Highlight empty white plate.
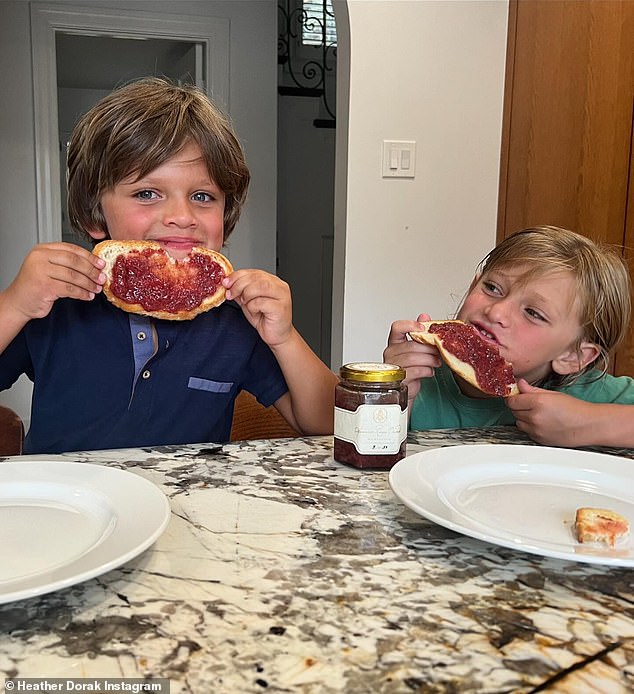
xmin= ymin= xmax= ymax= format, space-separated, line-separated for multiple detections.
xmin=0 ymin=460 xmax=170 ymax=603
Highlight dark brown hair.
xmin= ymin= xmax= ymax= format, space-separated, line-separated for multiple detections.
xmin=67 ymin=77 xmax=250 ymax=243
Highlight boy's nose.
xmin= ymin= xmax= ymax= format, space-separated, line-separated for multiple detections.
xmin=163 ymin=198 xmax=196 ymax=227
xmin=485 ymin=299 xmax=511 ymax=325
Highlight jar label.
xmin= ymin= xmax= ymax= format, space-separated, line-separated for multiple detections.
xmin=334 ymin=404 xmax=408 ymax=455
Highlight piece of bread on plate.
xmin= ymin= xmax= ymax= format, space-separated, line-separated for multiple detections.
xmin=409 ymin=319 xmax=519 ymax=397
xmin=574 ymin=507 xmax=629 ymax=547
xmin=93 ymin=240 xmax=233 ymax=321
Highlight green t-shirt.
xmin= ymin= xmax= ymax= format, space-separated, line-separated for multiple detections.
xmin=409 ymin=363 xmax=634 ymax=431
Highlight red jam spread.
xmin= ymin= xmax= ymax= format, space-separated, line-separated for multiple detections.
xmin=111 ymin=248 xmax=224 ymax=313
xmin=429 ymin=322 xmax=514 ymax=396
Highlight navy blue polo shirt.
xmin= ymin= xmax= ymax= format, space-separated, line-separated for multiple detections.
xmin=0 ymin=294 xmax=288 ymax=453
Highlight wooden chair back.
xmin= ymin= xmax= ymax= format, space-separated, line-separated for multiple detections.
xmin=230 ymin=391 xmax=300 ymax=441
xmin=0 ymin=405 xmax=25 ymax=456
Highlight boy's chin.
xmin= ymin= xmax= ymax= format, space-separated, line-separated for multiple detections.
xmin=455 ymin=375 xmax=491 ymax=399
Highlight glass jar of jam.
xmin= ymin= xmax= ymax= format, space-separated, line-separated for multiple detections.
xmin=334 ymin=362 xmax=408 ymax=469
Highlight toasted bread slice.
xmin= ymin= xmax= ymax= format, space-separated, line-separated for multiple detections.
xmin=574 ymin=507 xmax=629 ymax=547
xmin=94 ymin=240 xmax=233 ymax=320
xmin=409 ymin=320 xmax=519 ymax=397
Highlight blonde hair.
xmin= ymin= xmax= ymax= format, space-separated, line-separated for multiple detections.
xmin=67 ymin=77 xmax=250 ymax=243
xmin=477 ymin=226 xmax=631 ymax=386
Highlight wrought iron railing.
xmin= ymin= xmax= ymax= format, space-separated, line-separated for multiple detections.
xmin=278 ymin=0 xmax=337 ymax=127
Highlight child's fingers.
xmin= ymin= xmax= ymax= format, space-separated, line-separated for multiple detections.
xmin=224 ymin=270 xmax=289 ymax=304
xmin=386 ymin=319 xmax=421 ymax=345
xmin=52 ymin=267 xmax=105 ymax=297
xmin=15 ymin=244 xmax=106 ymax=307
xmin=43 ymin=249 xmax=106 ymax=295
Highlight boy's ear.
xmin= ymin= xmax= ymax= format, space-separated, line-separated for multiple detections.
xmin=87 ymin=229 xmax=107 ymax=240
xmin=551 ymin=341 xmax=601 ymax=375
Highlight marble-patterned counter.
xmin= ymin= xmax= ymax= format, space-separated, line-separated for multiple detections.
xmin=1 ymin=428 xmax=633 ymax=693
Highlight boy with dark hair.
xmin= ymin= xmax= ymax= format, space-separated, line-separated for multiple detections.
xmin=0 ymin=78 xmax=337 ymax=453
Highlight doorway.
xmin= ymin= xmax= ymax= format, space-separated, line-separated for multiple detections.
xmin=56 ymin=33 xmax=202 ymax=248
xmin=276 ymin=0 xmax=337 ymax=364
xmin=30 ymin=3 xmax=229 ymax=246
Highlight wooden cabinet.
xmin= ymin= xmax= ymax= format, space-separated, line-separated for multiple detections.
xmin=498 ymin=0 xmax=634 ymax=375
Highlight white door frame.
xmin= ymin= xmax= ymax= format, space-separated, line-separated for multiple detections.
xmin=31 ymin=3 xmax=230 ymax=244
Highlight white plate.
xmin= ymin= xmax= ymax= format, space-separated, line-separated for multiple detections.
xmin=0 ymin=460 xmax=170 ymax=603
xmin=389 ymin=444 xmax=634 ymax=566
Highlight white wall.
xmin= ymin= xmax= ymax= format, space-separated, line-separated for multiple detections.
xmin=0 ymin=1 xmax=40 ymax=420
xmin=332 ymin=0 xmax=509 ymax=367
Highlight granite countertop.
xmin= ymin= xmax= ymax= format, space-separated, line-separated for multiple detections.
xmin=1 ymin=428 xmax=633 ymax=692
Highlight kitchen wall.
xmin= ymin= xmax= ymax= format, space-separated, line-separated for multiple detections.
xmin=332 ymin=0 xmax=508 ymax=367
xmin=0 ymin=0 xmax=509 ymax=426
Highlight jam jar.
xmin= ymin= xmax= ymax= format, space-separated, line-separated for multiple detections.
xmin=334 ymin=362 xmax=408 ymax=469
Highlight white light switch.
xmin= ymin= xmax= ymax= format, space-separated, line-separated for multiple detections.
xmin=389 ymin=148 xmax=399 ymax=170
xmin=382 ymin=140 xmax=416 ymax=178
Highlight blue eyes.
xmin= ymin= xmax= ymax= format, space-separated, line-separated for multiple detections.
xmin=135 ymin=190 xmax=157 ymax=200
xmin=192 ymin=192 xmax=213 ymax=202
xmin=133 ymin=190 xmax=214 ymax=202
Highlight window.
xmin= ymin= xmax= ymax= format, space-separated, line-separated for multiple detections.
xmin=278 ymin=0 xmax=338 ymax=123
xmin=302 ymin=0 xmax=337 ymax=46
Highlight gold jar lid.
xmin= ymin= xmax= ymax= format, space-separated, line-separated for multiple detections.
xmin=339 ymin=362 xmax=405 ymax=383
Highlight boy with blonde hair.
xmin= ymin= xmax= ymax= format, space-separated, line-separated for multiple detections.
xmin=385 ymin=226 xmax=634 ymax=448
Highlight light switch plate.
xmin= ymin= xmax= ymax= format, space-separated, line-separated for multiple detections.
xmin=382 ymin=140 xmax=416 ymax=178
